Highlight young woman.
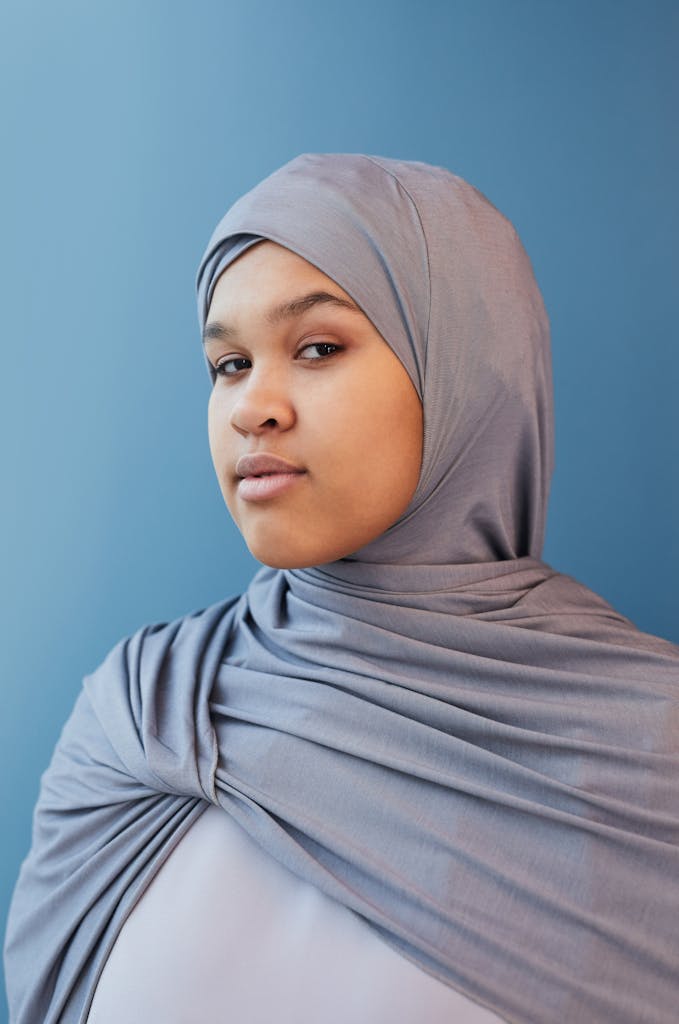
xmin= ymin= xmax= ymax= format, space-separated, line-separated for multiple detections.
xmin=5 ymin=153 xmax=679 ymax=1024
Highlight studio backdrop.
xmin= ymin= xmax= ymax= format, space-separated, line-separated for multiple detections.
xmin=1 ymin=3 xmax=677 ymax=1021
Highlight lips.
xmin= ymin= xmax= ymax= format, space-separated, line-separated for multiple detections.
xmin=235 ymin=453 xmax=307 ymax=504
xmin=235 ymin=453 xmax=306 ymax=479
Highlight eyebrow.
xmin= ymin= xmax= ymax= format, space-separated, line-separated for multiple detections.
xmin=202 ymin=290 xmax=363 ymax=345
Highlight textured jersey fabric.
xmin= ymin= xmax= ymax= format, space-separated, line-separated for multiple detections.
xmin=5 ymin=154 xmax=679 ymax=1024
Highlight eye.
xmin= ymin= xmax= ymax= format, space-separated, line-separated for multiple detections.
xmin=214 ymin=355 xmax=252 ymax=377
xmin=297 ymin=342 xmax=342 ymax=360
xmin=212 ymin=341 xmax=342 ymax=379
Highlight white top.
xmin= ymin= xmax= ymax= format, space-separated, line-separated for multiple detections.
xmin=87 ymin=803 xmax=504 ymax=1024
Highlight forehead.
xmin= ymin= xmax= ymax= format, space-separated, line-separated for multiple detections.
xmin=203 ymin=240 xmax=372 ymax=347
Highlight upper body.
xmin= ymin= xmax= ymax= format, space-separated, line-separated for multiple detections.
xmin=4 ymin=153 xmax=679 ymax=1024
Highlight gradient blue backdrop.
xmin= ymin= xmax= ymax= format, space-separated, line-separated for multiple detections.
xmin=2 ymin=1 xmax=677 ymax=1017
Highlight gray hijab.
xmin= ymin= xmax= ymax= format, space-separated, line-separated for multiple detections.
xmin=5 ymin=154 xmax=679 ymax=1024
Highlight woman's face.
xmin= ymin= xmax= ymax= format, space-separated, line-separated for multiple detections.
xmin=205 ymin=240 xmax=423 ymax=569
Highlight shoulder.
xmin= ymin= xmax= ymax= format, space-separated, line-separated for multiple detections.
xmin=529 ymin=564 xmax=679 ymax=660
xmin=89 ymin=593 xmax=244 ymax=686
xmin=81 ymin=594 xmax=244 ymax=750
xmin=76 ymin=593 xmax=244 ymax=795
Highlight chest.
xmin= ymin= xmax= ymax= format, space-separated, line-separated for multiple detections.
xmin=86 ymin=803 xmax=503 ymax=1023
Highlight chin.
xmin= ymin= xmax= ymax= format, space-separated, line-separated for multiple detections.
xmin=245 ymin=533 xmax=354 ymax=571
xmin=240 ymin=514 xmax=384 ymax=569
xmin=248 ymin=538 xmax=326 ymax=570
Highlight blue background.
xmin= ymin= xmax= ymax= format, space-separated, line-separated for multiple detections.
xmin=2 ymin=0 xmax=677 ymax=1017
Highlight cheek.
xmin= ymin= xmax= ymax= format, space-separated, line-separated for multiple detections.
xmin=207 ymin=391 xmax=230 ymax=461
xmin=317 ymin=375 xmax=422 ymax=510
xmin=354 ymin=372 xmax=422 ymax=462
xmin=370 ymin=381 xmax=423 ymax=514
xmin=207 ymin=397 xmax=240 ymax=512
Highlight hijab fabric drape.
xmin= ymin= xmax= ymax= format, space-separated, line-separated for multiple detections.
xmin=5 ymin=154 xmax=679 ymax=1024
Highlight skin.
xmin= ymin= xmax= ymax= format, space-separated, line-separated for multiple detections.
xmin=204 ymin=240 xmax=423 ymax=569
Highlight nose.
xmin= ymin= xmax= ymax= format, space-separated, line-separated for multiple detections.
xmin=229 ymin=368 xmax=296 ymax=437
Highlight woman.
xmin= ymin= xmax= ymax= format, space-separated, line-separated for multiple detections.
xmin=4 ymin=153 xmax=679 ymax=1024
